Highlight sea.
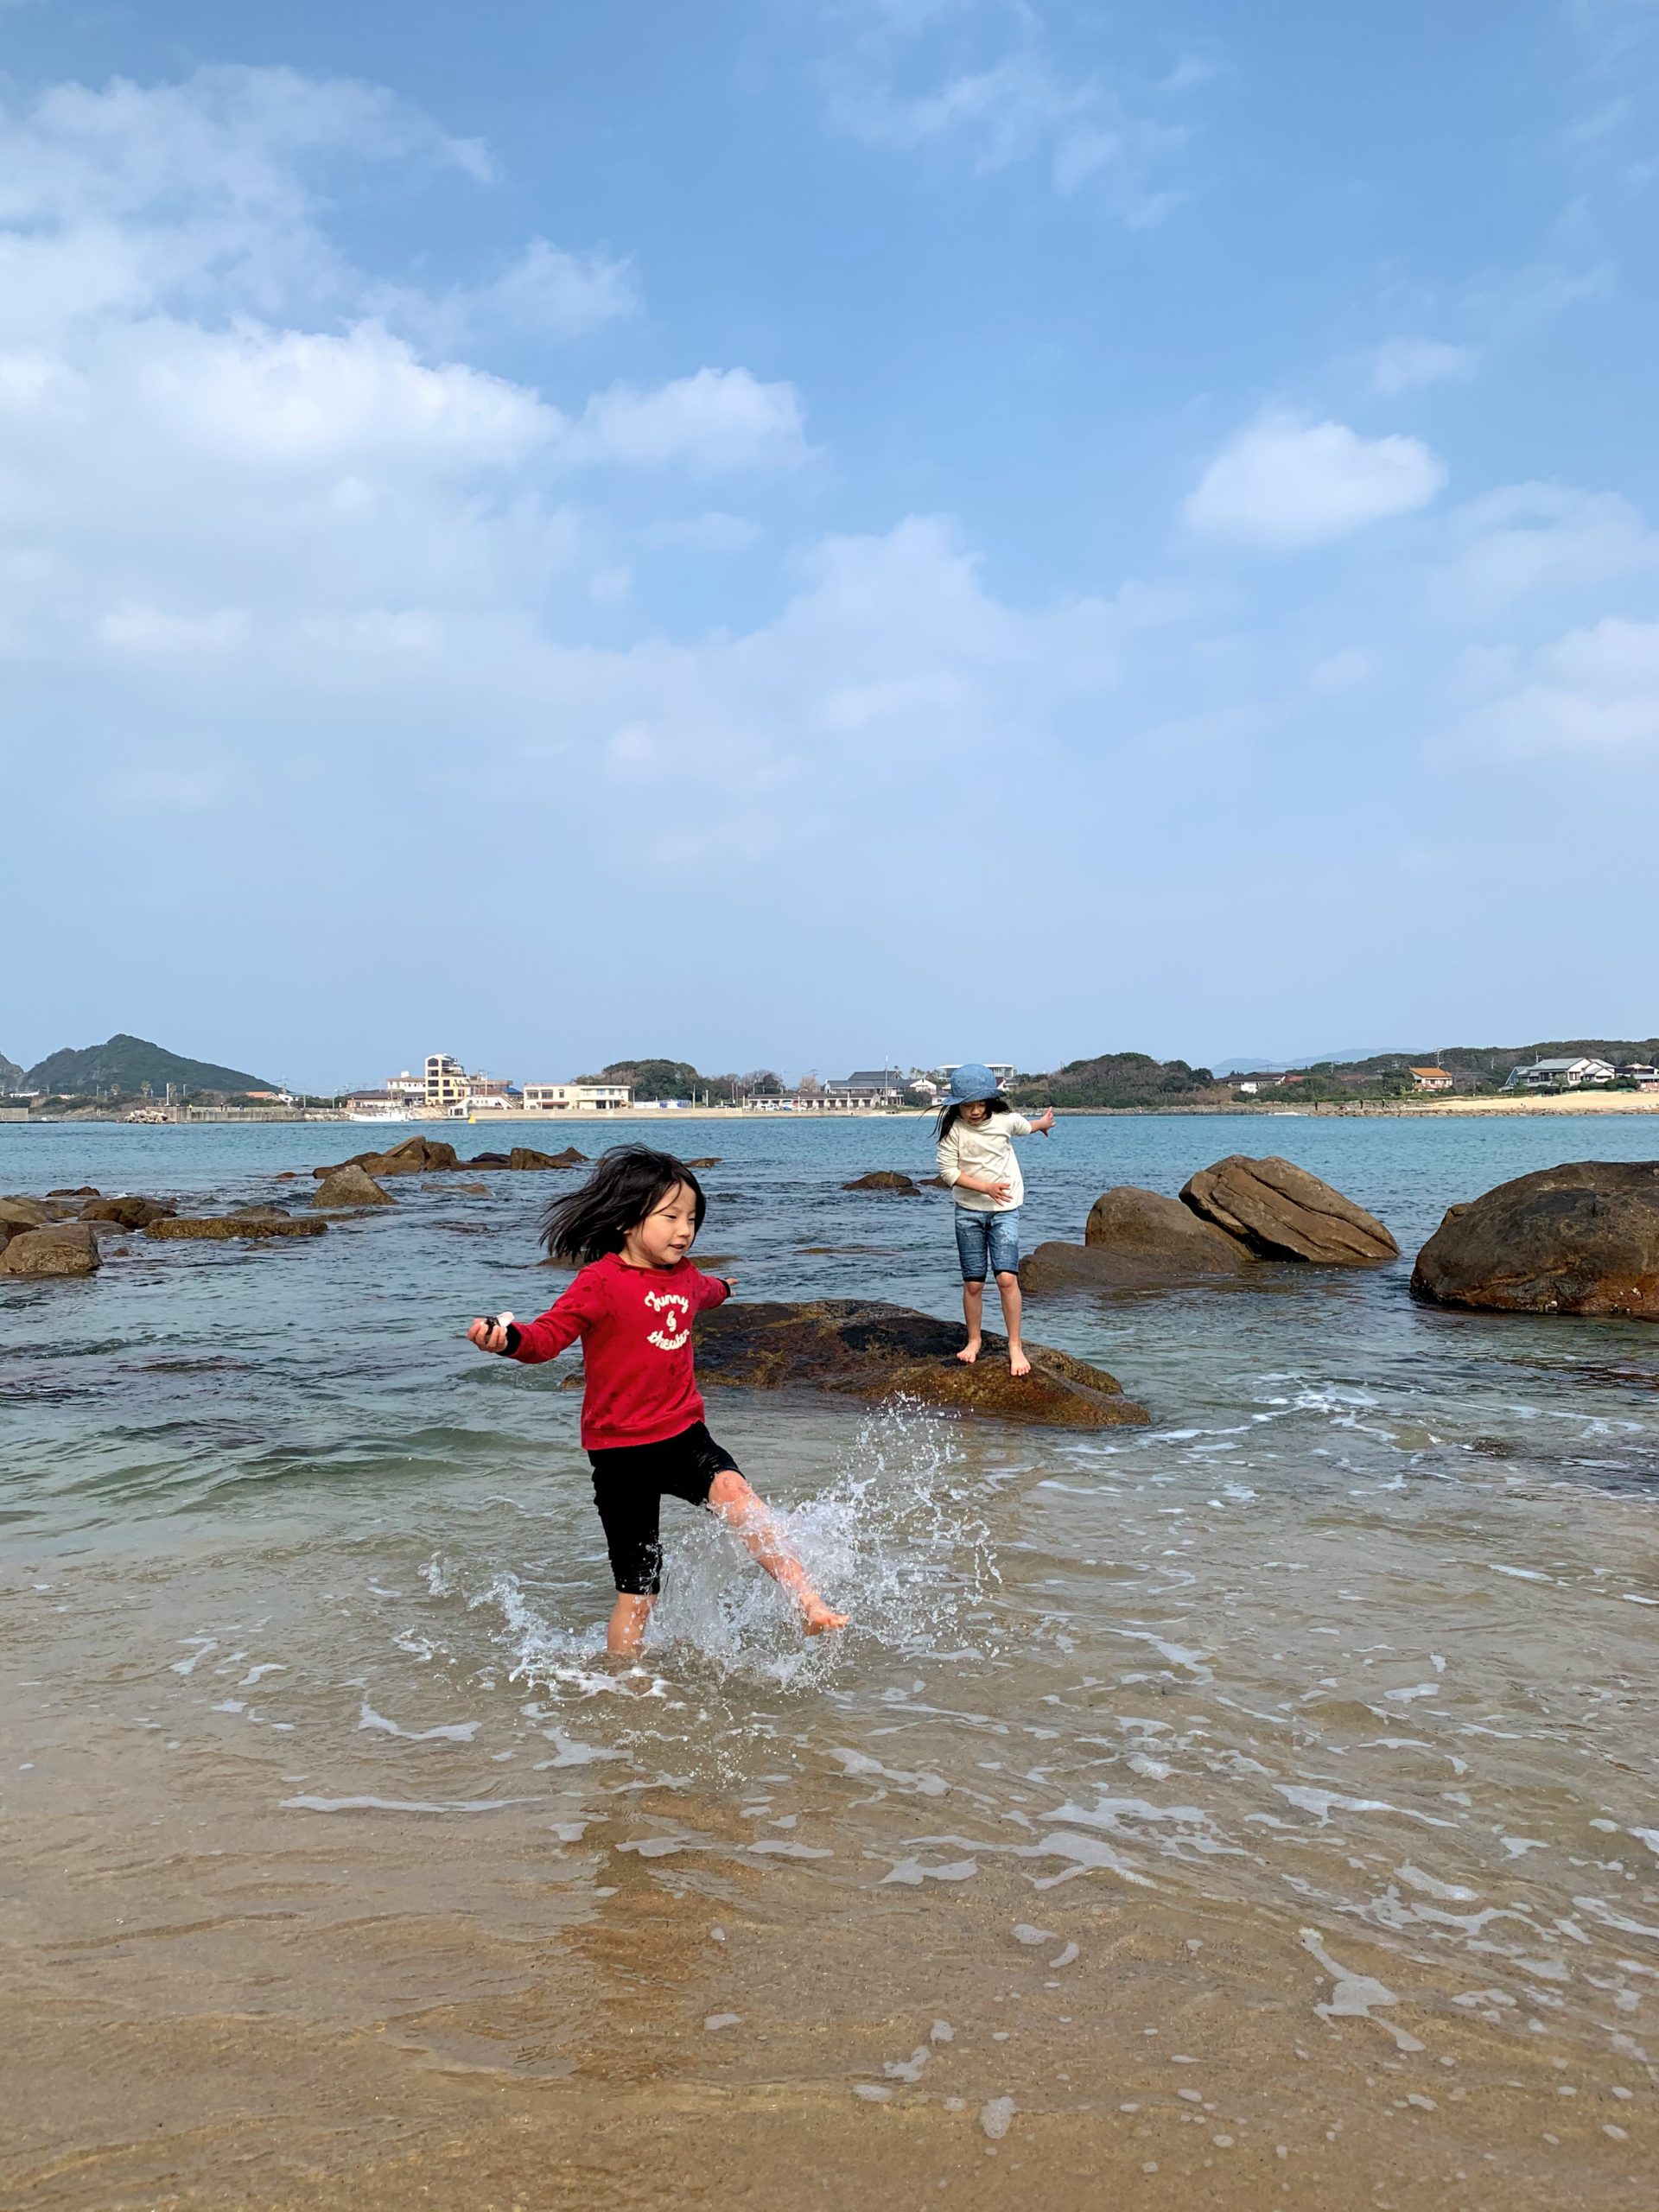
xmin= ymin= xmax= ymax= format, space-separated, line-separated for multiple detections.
xmin=3 ymin=1113 xmax=1656 ymax=2211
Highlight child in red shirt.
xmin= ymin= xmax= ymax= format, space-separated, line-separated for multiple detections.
xmin=468 ymin=1145 xmax=847 ymax=1658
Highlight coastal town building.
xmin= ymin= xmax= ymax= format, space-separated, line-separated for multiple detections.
xmin=1617 ymin=1064 xmax=1659 ymax=1090
xmin=1505 ymin=1057 xmax=1615 ymax=1090
xmin=1410 ymin=1066 xmax=1454 ymax=1092
xmin=423 ymin=1053 xmax=468 ymax=1109
xmin=824 ymin=1067 xmax=909 ymax=1106
xmin=520 ymin=1082 xmax=632 ymax=1113
xmin=939 ymin=1062 xmax=1017 ymax=1091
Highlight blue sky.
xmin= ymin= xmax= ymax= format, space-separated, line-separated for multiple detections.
xmin=3 ymin=1 xmax=1656 ymax=1090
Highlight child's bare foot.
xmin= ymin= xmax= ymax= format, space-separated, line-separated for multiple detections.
xmin=802 ymin=1596 xmax=849 ymax=1635
xmin=957 ymin=1338 xmax=982 ymax=1365
xmin=1008 ymin=1345 xmax=1032 ymax=1378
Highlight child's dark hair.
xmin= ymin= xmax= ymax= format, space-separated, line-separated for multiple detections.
xmin=538 ymin=1145 xmax=707 ymax=1264
xmin=935 ymin=1094 xmax=1011 ymax=1144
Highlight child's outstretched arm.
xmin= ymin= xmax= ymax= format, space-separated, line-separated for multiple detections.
xmin=467 ymin=1268 xmax=608 ymax=1363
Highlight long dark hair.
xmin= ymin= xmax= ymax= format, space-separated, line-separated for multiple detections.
xmin=538 ymin=1145 xmax=707 ymax=1263
xmin=935 ymin=1094 xmax=1012 ymax=1144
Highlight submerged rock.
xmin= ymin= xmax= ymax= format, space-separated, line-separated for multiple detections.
xmin=685 ymin=1157 xmax=721 ymax=1168
xmin=842 ymin=1171 xmax=922 ymax=1194
xmin=1181 ymin=1154 xmax=1397 ymax=1264
xmin=1411 ymin=1160 xmax=1659 ymax=1320
xmin=695 ymin=1298 xmax=1148 ymax=1428
xmin=0 ymin=1223 xmax=99 ymax=1277
xmin=311 ymin=1165 xmax=396 ymax=1211
xmin=148 ymin=1212 xmax=327 ymax=1241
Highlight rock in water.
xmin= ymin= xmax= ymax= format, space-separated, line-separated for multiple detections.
xmin=0 ymin=1197 xmax=50 ymax=1231
xmin=80 ymin=1195 xmax=177 ymax=1230
xmin=0 ymin=1224 xmax=99 ymax=1277
xmin=1181 ymin=1154 xmax=1397 ymax=1264
xmin=695 ymin=1299 xmax=1148 ymax=1428
xmin=310 ymin=1136 xmax=458 ymax=1179
xmin=1410 ymin=1160 xmax=1659 ymax=1319
xmin=842 ymin=1171 xmax=921 ymax=1194
xmin=311 ymin=1165 xmax=396 ymax=1210
xmin=148 ymin=1214 xmax=327 ymax=1241
xmin=509 ymin=1146 xmax=586 ymax=1171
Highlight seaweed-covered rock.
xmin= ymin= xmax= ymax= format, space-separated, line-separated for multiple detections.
xmin=0 ymin=1223 xmax=99 ymax=1277
xmin=311 ymin=1165 xmax=395 ymax=1211
xmin=1411 ymin=1160 xmax=1659 ymax=1319
xmin=842 ymin=1171 xmax=921 ymax=1194
xmin=1181 ymin=1155 xmax=1397 ymax=1264
xmin=147 ymin=1212 xmax=328 ymax=1242
xmin=80 ymin=1194 xmax=177 ymax=1230
xmin=695 ymin=1298 xmax=1148 ymax=1429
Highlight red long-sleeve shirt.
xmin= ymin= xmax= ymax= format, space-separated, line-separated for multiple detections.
xmin=508 ymin=1251 xmax=731 ymax=1451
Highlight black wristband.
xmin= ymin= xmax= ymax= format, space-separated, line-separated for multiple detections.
xmin=502 ymin=1321 xmax=521 ymax=1356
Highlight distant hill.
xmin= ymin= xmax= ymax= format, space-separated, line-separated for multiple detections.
xmin=0 ymin=1049 xmax=22 ymax=1092
xmin=1009 ymin=1051 xmax=1224 ymax=1111
xmin=579 ymin=1057 xmax=739 ymax=1103
xmin=22 ymin=1033 xmax=276 ymax=1097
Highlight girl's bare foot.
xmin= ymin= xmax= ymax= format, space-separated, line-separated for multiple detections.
xmin=957 ymin=1338 xmax=982 ymax=1365
xmin=1008 ymin=1346 xmax=1032 ymax=1378
xmin=802 ymin=1596 xmax=849 ymax=1635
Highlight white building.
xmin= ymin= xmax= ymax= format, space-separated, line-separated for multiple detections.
xmin=823 ymin=1067 xmax=910 ymax=1106
xmin=1505 ymin=1057 xmax=1615 ymax=1090
xmin=939 ymin=1062 xmax=1017 ymax=1090
xmin=1410 ymin=1066 xmax=1454 ymax=1092
xmin=521 ymin=1082 xmax=632 ymax=1113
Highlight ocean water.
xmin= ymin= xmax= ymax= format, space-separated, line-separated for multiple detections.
xmin=3 ymin=1113 xmax=1657 ymax=2210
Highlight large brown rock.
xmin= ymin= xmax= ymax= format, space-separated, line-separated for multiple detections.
xmin=80 ymin=1194 xmax=177 ymax=1230
xmin=510 ymin=1146 xmax=585 ymax=1171
xmin=694 ymin=1298 xmax=1148 ymax=1429
xmin=1410 ymin=1160 xmax=1659 ymax=1319
xmin=1 ymin=1223 xmax=100 ymax=1277
xmin=0 ymin=1196 xmax=50 ymax=1231
xmin=148 ymin=1211 xmax=327 ymax=1242
xmin=1022 ymin=1187 xmax=1255 ymax=1295
xmin=1181 ymin=1154 xmax=1397 ymax=1264
xmin=843 ymin=1171 xmax=921 ymax=1193
xmin=311 ymin=1165 xmax=396 ymax=1210
xmin=311 ymin=1135 xmax=459 ymax=1179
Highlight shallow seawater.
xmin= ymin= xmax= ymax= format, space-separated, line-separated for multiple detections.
xmin=3 ymin=1115 xmax=1657 ymax=2209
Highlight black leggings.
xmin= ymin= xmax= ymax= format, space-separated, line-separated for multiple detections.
xmin=587 ymin=1421 xmax=741 ymax=1595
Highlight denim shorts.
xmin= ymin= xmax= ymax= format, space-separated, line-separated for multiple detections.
xmin=954 ymin=1205 xmax=1021 ymax=1281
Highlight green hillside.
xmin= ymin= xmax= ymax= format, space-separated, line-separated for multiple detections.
xmin=22 ymin=1033 xmax=276 ymax=1096
xmin=0 ymin=1049 xmax=23 ymax=1091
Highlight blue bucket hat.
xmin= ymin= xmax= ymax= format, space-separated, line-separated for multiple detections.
xmin=947 ymin=1062 xmax=1000 ymax=1104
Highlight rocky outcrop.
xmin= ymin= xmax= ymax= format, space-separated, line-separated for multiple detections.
xmin=312 ymin=1136 xmax=459 ymax=1179
xmin=463 ymin=1152 xmax=510 ymax=1167
xmin=695 ymin=1299 xmax=1148 ymax=1429
xmin=80 ymin=1195 xmax=177 ymax=1230
xmin=1 ymin=1223 xmax=100 ymax=1277
xmin=148 ymin=1211 xmax=327 ymax=1241
xmin=1181 ymin=1155 xmax=1397 ymax=1264
xmin=1410 ymin=1160 xmax=1659 ymax=1319
xmin=0 ymin=1197 xmax=50 ymax=1232
xmin=311 ymin=1165 xmax=396 ymax=1210
xmin=686 ymin=1157 xmax=721 ymax=1169
xmin=509 ymin=1146 xmax=586 ymax=1171
xmin=842 ymin=1171 xmax=921 ymax=1194
xmin=1023 ymin=1186 xmax=1255 ymax=1296
xmin=48 ymin=1185 xmax=99 ymax=1198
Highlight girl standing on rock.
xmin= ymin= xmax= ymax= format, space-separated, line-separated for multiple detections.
xmin=935 ymin=1065 xmax=1053 ymax=1376
xmin=467 ymin=1145 xmax=847 ymax=1658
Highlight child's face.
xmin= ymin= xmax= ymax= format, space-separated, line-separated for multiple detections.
xmin=628 ymin=1182 xmax=699 ymax=1268
xmin=960 ymin=1100 xmax=991 ymax=1124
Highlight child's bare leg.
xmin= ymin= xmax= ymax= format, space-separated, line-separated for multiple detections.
xmin=957 ymin=1278 xmax=985 ymax=1363
xmin=607 ymin=1591 xmax=654 ymax=1657
xmin=996 ymin=1269 xmax=1031 ymax=1377
xmin=707 ymin=1470 xmax=848 ymax=1634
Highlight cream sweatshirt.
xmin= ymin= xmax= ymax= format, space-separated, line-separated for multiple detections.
xmin=937 ymin=1109 xmax=1033 ymax=1212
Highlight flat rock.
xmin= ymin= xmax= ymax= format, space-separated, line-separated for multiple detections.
xmin=1088 ymin=1185 xmax=1252 ymax=1275
xmin=1181 ymin=1154 xmax=1397 ymax=1264
xmin=0 ymin=1197 xmax=50 ymax=1231
xmin=456 ymin=1180 xmax=492 ymax=1197
xmin=463 ymin=1153 xmax=510 ymax=1167
xmin=80 ymin=1195 xmax=177 ymax=1229
xmin=311 ymin=1165 xmax=396 ymax=1211
xmin=842 ymin=1171 xmax=921 ymax=1194
xmin=1411 ymin=1159 xmax=1659 ymax=1319
xmin=695 ymin=1298 xmax=1148 ymax=1429
xmin=148 ymin=1212 xmax=327 ymax=1242
xmin=0 ymin=1223 xmax=99 ymax=1277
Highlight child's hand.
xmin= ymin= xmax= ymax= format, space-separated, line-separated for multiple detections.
xmin=1033 ymin=1108 xmax=1055 ymax=1134
xmin=467 ymin=1313 xmax=514 ymax=1354
xmin=987 ymin=1179 xmax=1014 ymax=1205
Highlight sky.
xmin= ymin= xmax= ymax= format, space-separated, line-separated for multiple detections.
xmin=2 ymin=0 xmax=1656 ymax=1090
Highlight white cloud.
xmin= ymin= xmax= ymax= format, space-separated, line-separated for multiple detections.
xmin=1434 ymin=482 xmax=1659 ymax=619
xmin=372 ymin=238 xmax=638 ymax=354
xmin=642 ymin=512 xmax=763 ymax=553
xmin=99 ymin=604 xmax=249 ymax=653
xmin=1364 ymin=337 xmax=1478 ymax=396
xmin=1459 ymin=616 xmax=1659 ymax=755
xmin=1184 ymin=410 xmax=1446 ymax=549
xmin=567 ymin=368 xmax=809 ymax=473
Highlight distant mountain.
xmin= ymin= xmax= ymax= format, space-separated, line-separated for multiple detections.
xmin=22 ymin=1033 xmax=276 ymax=1096
xmin=0 ymin=1049 xmax=22 ymax=1092
xmin=1209 ymin=1048 xmax=1404 ymax=1075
